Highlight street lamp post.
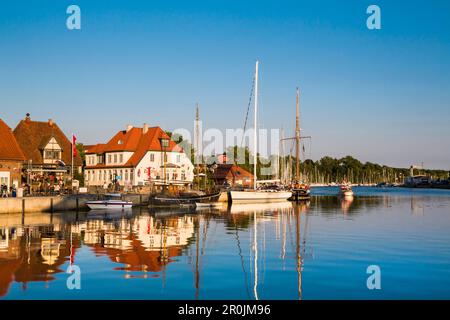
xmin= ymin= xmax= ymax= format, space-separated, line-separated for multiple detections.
xmin=159 ymin=137 xmax=170 ymax=192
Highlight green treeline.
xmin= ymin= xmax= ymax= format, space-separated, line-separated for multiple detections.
xmin=218 ymin=146 xmax=449 ymax=184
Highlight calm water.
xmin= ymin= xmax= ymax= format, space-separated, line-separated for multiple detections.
xmin=1 ymin=187 xmax=450 ymax=300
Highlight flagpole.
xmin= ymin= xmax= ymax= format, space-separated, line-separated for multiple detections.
xmin=71 ymin=133 xmax=74 ymax=186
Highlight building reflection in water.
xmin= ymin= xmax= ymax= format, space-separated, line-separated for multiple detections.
xmin=0 ymin=196 xmax=377 ymax=301
xmin=0 ymin=218 xmax=80 ymax=297
xmin=82 ymin=215 xmax=195 ymax=276
xmin=0 ymin=212 xmax=195 ymax=297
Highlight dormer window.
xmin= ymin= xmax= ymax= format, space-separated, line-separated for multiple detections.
xmin=45 ymin=150 xmax=60 ymax=160
xmin=118 ymin=140 xmax=123 ymax=145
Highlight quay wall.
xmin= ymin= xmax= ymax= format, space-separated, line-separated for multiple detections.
xmin=0 ymin=194 xmax=149 ymax=214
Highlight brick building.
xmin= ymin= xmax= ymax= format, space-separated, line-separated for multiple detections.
xmin=0 ymin=119 xmax=26 ymax=190
xmin=213 ymin=164 xmax=254 ymax=188
xmin=13 ymin=114 xmax=82 ymax=188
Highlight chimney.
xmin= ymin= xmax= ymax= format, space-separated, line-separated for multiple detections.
xmin=126 ymin=124 xmax=133 ymax=132
xmin=48 ymin=119 xmax=54 ymax=127
xmin=143 ymin=123 xmax=149 ymax=134
xmin=25 ymin=113 xmax=31 ymax=122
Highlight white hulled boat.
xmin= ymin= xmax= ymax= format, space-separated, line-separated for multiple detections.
xmin=86 ymin=193 xmax=133 ymax=210
xmin=230 ymin=189 xmax=292 ymax=203
xmin=230 ymin=61 xmax=292 ymax=203
xmin=338 ymin=184 xmax=354 ymax=197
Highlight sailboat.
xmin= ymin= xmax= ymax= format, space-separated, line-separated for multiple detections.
xmin=282 ymin=88 xmax=311 ymax=201
xmin=229 ymin=61 xmax=292 ymax=203
xmin=290 ymin=88 xmax=311 ymax=201
xmin=338 ymin=180 xmax=354 ymax=198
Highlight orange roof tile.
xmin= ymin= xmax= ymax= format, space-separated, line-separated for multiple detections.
xmin=13 ymin=118 xmax=82 ymax=166
xmin=85 ymin=143 xmax=107 ymax=154
xmin=213 ymin=164 xmax=254 ymax=180
xmin=86 ymin=126 xmax=184 ymax=168
xmin=0 ymin=119 xmax=26 ymax=161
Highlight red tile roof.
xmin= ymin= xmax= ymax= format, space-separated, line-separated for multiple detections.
xmin=213 ymin=164 xmax=254 ymax=180
xmin=0 ymin=119 xmax=26 ymax=161
xmin=86 ymin=126 xmax=184 ymax=168
xmin=85 ymin=144 xmax=107 ymax=154
xmin=13 ymin=118 xmax=82 ymax=165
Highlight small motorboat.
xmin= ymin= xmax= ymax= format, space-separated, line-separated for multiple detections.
xmin=339 ymin=184 xmax=354 ymax=197
xmin=86 ymin=193 xmax=133 ymax=210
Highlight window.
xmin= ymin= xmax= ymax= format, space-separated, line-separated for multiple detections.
xmin=114 ymin=154 xmax=117 ymax=163
xmin=97 ymin=155 xmax=103 ymax=164
xmin=118 ymin=139 xmax=123 ymax=145
xmin=150 ymin=153 xmax=155 ymax=162
xmin=125 ymin=170 xmax=128 ymax=181
xmin=45 ymin=150 xmax=60 ymax=160
xmin=119 ymin=154 xmax=123 ymax=163
xmin=176 ymin=154 xmax=181 ymax=163
xmin=108 ymin=154 xmax=112 ymax=164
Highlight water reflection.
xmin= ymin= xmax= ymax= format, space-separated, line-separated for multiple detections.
xmin=1 ymin=189 xmax=450 ymax=299
xmin=0 ymin=211 xmax=197 ymax=296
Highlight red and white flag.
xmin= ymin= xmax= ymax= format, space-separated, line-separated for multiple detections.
xmin=72 ymin=134 xmax=77 ymax=157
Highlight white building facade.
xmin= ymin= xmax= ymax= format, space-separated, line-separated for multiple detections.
xmin=84 ymin=124 xmax=194 ymax=188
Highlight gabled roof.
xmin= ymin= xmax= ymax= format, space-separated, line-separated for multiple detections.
xmin=13 ymin=118 xmax=82 ymax=165
xmin=213 ymin=164 xmax=254 ymax=180
xmin=86 ymin=126 xmax=184 ymax=168
xmin=37 ymin=135 xmax=64 ymax=151
xmin=85 ymin=144 xmax=106 ymax=154
xmin=0 ymin=119 xmax=26 ymax=161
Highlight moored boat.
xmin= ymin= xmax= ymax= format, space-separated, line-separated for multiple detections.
xmin=149 ymin=190 xmax=221 ymax=208
xmin=338 ymin=184 xmax=354 ymax=197
xmin=228 ymin=60 xmax=292 ymax=204
xmin=86 ymin=193 xmax=133 ymax=210
xmin=281 ymin=88 xmax=311 ymax=201
xmin=289 ymin=183 xmax=311 ymax=201
xmin=230 ymin=189 xmax=292 ymax=203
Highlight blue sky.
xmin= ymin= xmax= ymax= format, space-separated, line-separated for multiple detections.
xmin=0 ymin=0 xmax=449 ymax=169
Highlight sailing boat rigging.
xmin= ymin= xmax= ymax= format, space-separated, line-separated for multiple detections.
xmin=149 ymin=105 xmax=221 ymax=207
xmin=229 ymin=60 xmax=292 ymax=203
xmin=281 ymin=88 xmax=311 ymax=201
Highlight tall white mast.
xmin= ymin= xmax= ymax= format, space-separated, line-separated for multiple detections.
xmin=253 ymin=60 xmax=259 ymax=190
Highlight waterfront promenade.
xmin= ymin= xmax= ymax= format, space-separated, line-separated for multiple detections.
xmin=0 ymin=193 xmax=148 ymax=214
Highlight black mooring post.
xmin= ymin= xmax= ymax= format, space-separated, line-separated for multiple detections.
xmin=21 ymin=199 xmax=25 ymax=224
